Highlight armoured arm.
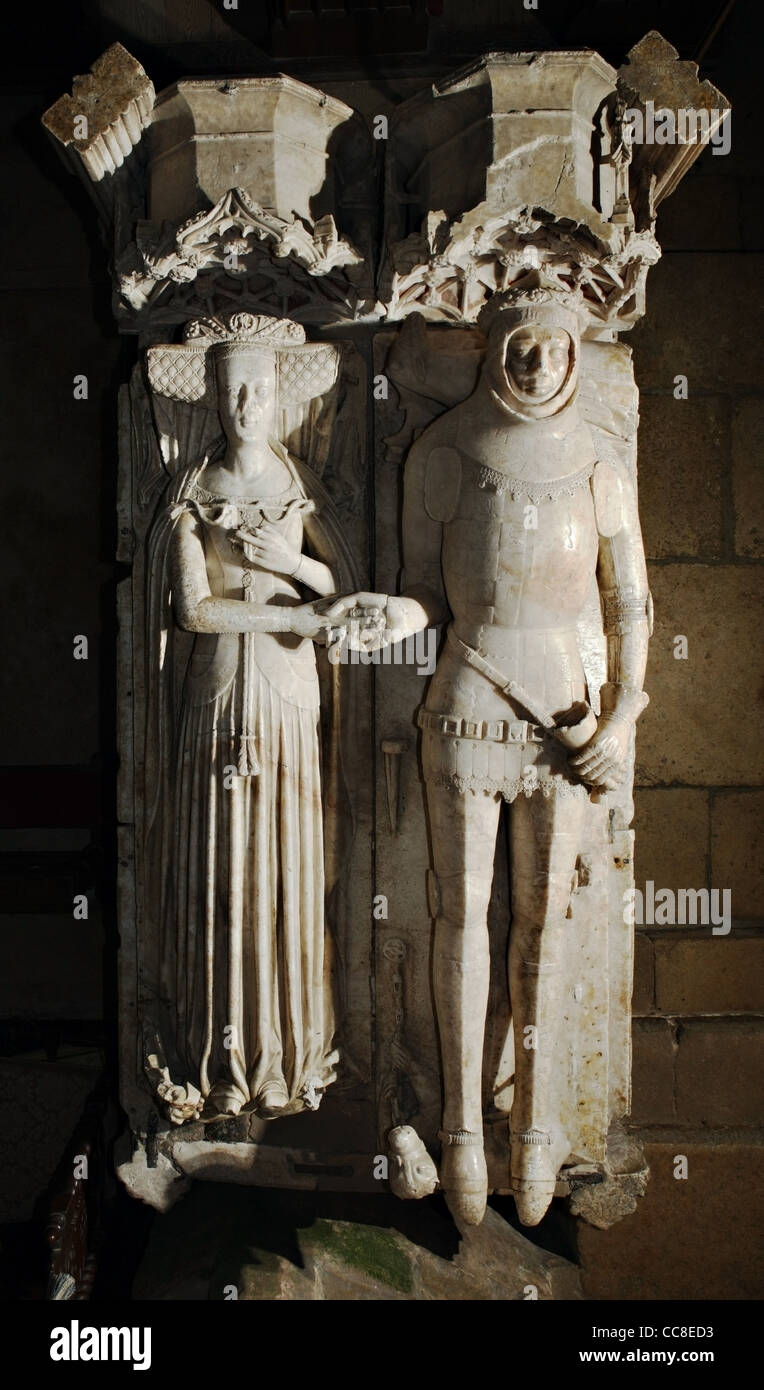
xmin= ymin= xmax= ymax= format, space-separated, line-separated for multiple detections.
xmin=389 ymin=436 xmax=451 ymax=634
xmin=570 ymin=462 xmax=651 ymax=788
xmin=322 ymin=432 xmax=452 ymax=643
xmin=596 ymin=468 xmax=651 ymax=724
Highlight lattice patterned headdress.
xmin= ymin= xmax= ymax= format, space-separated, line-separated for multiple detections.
xmin=146 ymin=312 xmax=340 ymax=409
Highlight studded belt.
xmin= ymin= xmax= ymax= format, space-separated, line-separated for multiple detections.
xmin=417 ymin=708 xmax=546 ymax=743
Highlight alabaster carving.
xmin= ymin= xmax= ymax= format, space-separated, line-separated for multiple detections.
xmin=335 ymin=272 xmax=651 ymax=1227
xmin=617 ymin=31 xmax=732 ymax=212
xmin=139 ymin=311 xmax=360 ymax=1125
xmin=373 ymin=311 xmax=651 ymax=1231
xmin=387 ymin=1126 xmax=438 ymax=1201
xmin=381 ymin=39 xmax=729 ymax=333
xmin=41 ymin=43 xmax=154 ymax=183
xmin=117 ymin=186 xmax=366 ymax=323
xmin=144 ymin=76 xmax=370 ymax=234
xmin=41 ymin=34 xmax=727 ymax=1227
xmin=44 ymin=57 xmax=374 ymax=331
xmin=381 ymin=51 xmax=660 ymax=330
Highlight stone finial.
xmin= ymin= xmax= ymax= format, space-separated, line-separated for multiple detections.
xmin=42 ymin=43 xmax=154 ymax=182
xmin=617 ymin=31 xmax=732 ymax=215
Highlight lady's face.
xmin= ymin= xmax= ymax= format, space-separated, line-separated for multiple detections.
xmin=505 ymin=325 xmax=571 ymax=403
xmin=216 ymin=352 xmax=277 ymax=442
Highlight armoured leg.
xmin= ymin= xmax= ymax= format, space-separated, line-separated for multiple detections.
xmin=508 ymin=790 xmax=586 ymax=1225
xmin=426 ymin=781 xmax=501 ymax=1226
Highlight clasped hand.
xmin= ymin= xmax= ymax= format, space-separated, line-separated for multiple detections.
xmin=320 ymin=592 xmax=394 ymax=651
xmin=282 ymin=592 xmax=393 ymax=644
xmin=568 ymin=716 xmax=631 ymax=791
xmin=284 ymin=592 xmax=636 ymax=794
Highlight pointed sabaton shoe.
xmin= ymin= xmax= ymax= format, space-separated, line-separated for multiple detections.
xmin=511 ymin=1128 xmax=557 ymax=1227
xmin=439 ymin=1130 xmax=488 ymax=1227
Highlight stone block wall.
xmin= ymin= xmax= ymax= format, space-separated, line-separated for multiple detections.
xmin=579 ymin=0 xmax=764 ymax=1296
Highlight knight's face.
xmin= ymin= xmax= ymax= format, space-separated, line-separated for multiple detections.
xmin=216 ymin=352 xmax=276 ymax=442
xmin=505 ymin=325 xmax=571 ymax=403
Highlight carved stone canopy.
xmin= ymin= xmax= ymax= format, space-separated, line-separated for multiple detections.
xmin=43 ymin=34 xmax=729 ymax=335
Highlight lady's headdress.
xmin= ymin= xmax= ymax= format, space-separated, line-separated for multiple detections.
xmin=146 ymin=312 xmax=340 ymax=408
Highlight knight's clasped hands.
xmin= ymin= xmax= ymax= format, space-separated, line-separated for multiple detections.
xmin=285 ymin=592 xmax=393 ymax=647
xmin=320 ymin=592 xmax=394 ymax=651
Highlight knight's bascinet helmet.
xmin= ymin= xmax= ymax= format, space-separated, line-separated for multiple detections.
xmin=477 ymin=272 xmax=586 ymax=422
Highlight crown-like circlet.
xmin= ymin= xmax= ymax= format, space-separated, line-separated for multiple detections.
xmin=477 ymin=273 xmax=585 ymax=338
xmin=183 ymin=311 xmax=306 ymax=355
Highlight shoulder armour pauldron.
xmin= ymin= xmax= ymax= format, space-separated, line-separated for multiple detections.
xmin=424 ymin=445 xmax=462 ymax=523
